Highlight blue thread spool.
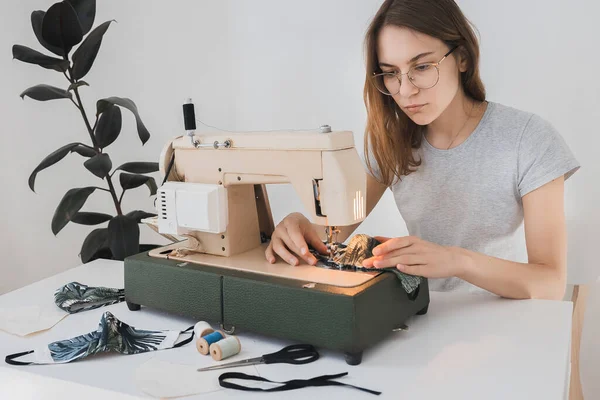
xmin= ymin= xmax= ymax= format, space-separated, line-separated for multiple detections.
xmin=196 ymin=330 xmax=225 ymax=355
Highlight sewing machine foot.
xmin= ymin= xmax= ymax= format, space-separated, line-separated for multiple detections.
xmin=126 ymin=301 xmax=141 ymax=311
xmin=345 ymin=351 xmax=363 ymax=366
xmin=416 ymin=304 xmax=429 ymax=315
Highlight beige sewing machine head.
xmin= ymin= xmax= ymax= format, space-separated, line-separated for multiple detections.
xmin=146 ymin=125 xmax=366 ymax=255
xmin=125 ymin=123 xmax=427 ymax=364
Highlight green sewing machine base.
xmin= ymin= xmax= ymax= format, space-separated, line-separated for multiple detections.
xmin=124 ymin=251 xmax=429 ymax=365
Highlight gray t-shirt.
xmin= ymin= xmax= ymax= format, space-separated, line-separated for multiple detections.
xmin=365 ymin=101 xmax=580 ymax=294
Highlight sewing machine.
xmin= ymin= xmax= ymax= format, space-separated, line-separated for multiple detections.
xmin=123 ymin=119 xmax=429 ymax=365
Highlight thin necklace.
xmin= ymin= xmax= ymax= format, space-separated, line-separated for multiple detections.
xmin=445 ymin=100 xmax=486 ymax=150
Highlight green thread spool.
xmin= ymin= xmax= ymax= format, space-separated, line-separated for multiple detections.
xmin=210 ymin=335 xmax=241 ymax=361
xmin=196 ymin=330 xmax=225 ymax=355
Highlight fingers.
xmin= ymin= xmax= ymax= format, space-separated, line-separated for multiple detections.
xmin=305 ymin=230 xmax=328 ymax=255
xmin=373 ymin=236 xmax=392 ymax=243
xmin=363 ymin=240 xmax=422 ymax=267
xmin=265 ymin=242 xmax=276 ymax=264
xmin=362 ymin=256 xmax=376 ymax=267
xmin=265 ymin=214 xmax=341 ymax=266
xmin=367 ymin=254 xmax=426 ymax=269
xmin=265 ymin=219 xmax=310 ymax=266
xmin=378 ymin=243 xmax=425 ymax=260
xmin=372 ymin=236 xmax=418 ymax=256
xmin=287 ymin=227 xmax=318 ymax=265
xmin=270 ymin=237 xmax=300 ymax=266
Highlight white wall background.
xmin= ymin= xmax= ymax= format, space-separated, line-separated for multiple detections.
xmin=1 ymin=0 xmax=598 ymax=397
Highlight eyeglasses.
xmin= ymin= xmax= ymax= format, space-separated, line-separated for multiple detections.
xmin=371 ymin=46 xmax=458 ymax=95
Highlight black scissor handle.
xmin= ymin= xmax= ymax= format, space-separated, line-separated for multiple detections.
xmin=262 ymin=344 xmax=320 ymax=365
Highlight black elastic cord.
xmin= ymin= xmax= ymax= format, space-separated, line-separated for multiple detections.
xmin=219 ymin=372 xmax=381 ymax=395
xmin=173 ymin=325 xmax=195 ymax=348
xmin=5 ymin=350 xmax=34 ymax=366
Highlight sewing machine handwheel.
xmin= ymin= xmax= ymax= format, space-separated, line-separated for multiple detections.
xmin=126 ymin=301 xmax=141 ymax=311
xmin=345 ymin=351 xmax=363 ymax=366
xmin=416 ymin=304 xmax=429 ymax=315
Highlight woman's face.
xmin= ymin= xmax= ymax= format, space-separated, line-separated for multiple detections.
xmin=376 ymin=25 xmax=466 ymax=125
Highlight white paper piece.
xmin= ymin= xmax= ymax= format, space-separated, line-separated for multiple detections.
xmin=135 ymin=357 xmax=260 ymax=398
xmin=0 ymin=305 xmax=68 ymax=336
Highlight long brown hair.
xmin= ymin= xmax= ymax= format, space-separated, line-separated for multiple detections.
xmin=363 ymin=0 xmax=486 ymax=186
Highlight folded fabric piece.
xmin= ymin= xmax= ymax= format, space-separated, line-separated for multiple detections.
xmin=135 ymin=358 xmax=259 ymax=398
xmin=219 ymin=371 xmax=381 ymax=395
xmin=54 ymin=282 xmax=125 ymax=314
xmin=309 ymin=234 xmax=422 ymax=294
xmin=0 ymin=305 xmax=68 ymax=337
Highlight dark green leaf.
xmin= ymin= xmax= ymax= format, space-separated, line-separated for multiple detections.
xmin=72 ymin=20 xmax=113 ymax=80
xmin=71 ymin=145 xmax=97 ymax=157
xmin=84 ymin=153 xmax=112 ymax=178
xmin=29 ymin=143 xmax=80 ymax=191
xmin=31 ymin=10 xmax=64 ymax=56
xmin=12 ymin=45 xmax=69 ymax=72
xmin=95 ymin=104 xmax=122 ymax=148
xmin=80 ymin=228 xmax=109 ymax=263
xmin=97 ymin=97 xmax=150 ymax=144
xmin=66 ymin=0 xmax=96 ymax=36
xmin=126 ymin=210 xmax=157 ymax=223
xmin=51 ymin=187 xmax=96 ymax=235
xmin=119 ymin=173 xmax=157 ymax=195
xmin=68 ymin=81 xmax=89 ymax=91
xmin=84 ymin=247 xmax=112 ymax=263
xmin=108 ymin=215 xmax=140 ymax=260
xmin=146 ymin=178 xmax=158 ymax=196
xmin=20 ymin=84 xmax=72 ymax=101
xmin=72 ymin=212 xmax=112 ymax=225
xmin=42 ymin=1 xmax=83 ymax=55
xmin=113 ymin=162 xmax=159 ymax=174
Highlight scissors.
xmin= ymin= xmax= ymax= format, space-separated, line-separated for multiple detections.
xmin=196 ymin=344 xmax=319 ymax=372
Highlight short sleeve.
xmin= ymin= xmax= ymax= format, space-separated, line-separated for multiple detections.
xmin=517 ymin=114 xmax=580 ymax=197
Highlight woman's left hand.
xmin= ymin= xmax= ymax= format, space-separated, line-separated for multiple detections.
xmin=362 ymin=236 xmax=469 ymax=278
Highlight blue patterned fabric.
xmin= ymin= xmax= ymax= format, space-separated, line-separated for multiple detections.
xmin=54 ymin=282 xmax=125 ymax=314
xmin=5 ymin=311 xmax=194 ymax=365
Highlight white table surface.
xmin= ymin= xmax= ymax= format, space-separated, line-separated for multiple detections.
xmin=0 ymin=259 xmax=573 ymax=400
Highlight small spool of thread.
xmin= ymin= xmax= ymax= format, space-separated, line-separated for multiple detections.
xmin=183 ymin=98 xmax=196 ymax=131
xmin=196 ymin=330 xmax=225 ymax=355
xmin=194 ymin=321 xmax=214 ymax=338
xmin=210 ymin=335 xmax=241 ymax=361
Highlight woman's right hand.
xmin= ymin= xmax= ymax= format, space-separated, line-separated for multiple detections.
xmin=265 ymin=212 xmax=329 ymax=266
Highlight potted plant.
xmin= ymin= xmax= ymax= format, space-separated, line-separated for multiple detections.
xmin=12 ymin=0 xmax=160 ymax=263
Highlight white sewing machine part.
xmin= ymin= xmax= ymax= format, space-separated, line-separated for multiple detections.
xmin=157 ymin=182 xmax=228 ymax=235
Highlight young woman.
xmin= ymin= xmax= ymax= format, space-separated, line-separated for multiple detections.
xmin=264 ymin=0 xmax=580 ymax=300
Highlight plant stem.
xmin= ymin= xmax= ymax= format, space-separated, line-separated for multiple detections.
xmin=66 ymin=67 xmax=123 ymax=216
xmin=106 ymin=175 xmax=123 ymax=215
xmin=72 ymin=87 xmax=99 ymax=151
